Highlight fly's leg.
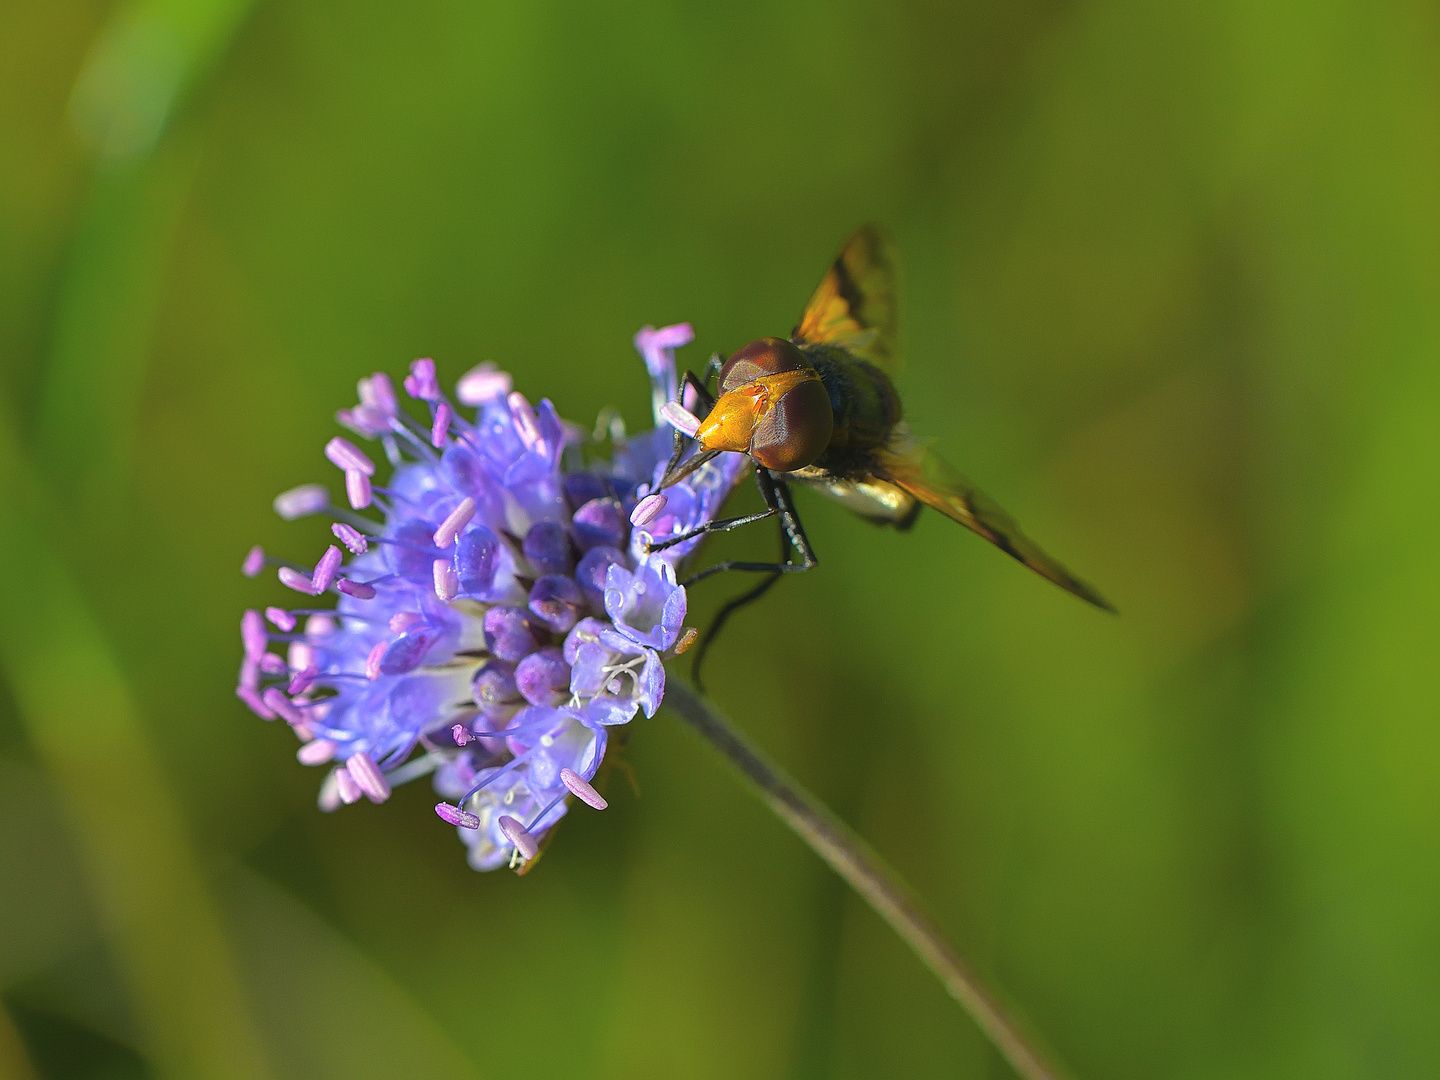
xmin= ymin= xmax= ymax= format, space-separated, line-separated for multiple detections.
xmin=679 ymin=468 xmax=818 ymax=583
xmin=661 ymin=369 xmax=718 ymax=481
xmin=688 ymin=518 xmax=790 ymax=691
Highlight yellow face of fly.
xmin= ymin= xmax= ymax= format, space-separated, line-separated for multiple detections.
xmin=695 ymin=368 xmax=819 ymax=455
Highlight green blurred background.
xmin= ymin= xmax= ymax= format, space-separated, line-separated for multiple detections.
xmin=3 ymin=1 xmax=1439 ymax=1077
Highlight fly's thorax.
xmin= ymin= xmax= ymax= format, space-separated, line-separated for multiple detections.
xmin=803 ymin=344 xmax=902 ymax=472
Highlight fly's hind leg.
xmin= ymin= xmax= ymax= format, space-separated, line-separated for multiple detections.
xmin=688 ymin=519 xmax=790 ymax=691
xmin=678 ymin=468 xmax=818 ymax=582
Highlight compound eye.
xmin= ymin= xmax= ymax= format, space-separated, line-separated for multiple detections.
xmin=751 ymin=378 xmax=833 ymax=473
xmin=719 ymin=338 xmax=810 ymax=393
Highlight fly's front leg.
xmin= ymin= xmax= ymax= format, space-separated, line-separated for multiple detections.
xmin=647 ymin=462 xmax=777 ymax=554
xmin=689 ymin=517 xmax=790 ymax=690
xmin=661 ymin=369 xmax=717 ymax=480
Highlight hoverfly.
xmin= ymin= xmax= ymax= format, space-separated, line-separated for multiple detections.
xmin=647 ymin=226 xmax=1113 ymax=682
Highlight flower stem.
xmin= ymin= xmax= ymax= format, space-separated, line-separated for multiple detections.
xmin=662 ymin=678 xmax=1072 ymax=1080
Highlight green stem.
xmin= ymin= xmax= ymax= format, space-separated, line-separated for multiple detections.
xmin=662 ymin=678 xmax=1072 ymax=1080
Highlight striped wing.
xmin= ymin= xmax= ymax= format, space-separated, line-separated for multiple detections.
xmin=792 ymin=225 xmax=901 ymax=374
xmin=876 ymin=431 xmax=1114 ymax=611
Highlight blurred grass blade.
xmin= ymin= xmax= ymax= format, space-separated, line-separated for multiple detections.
xmin=0 ymin=420 xmax=273 ymax=1080
xmin=70 ymin=0 xmax=256 ymax=164
xmin=224 ymin=867 xmax=486 ymax=1080
xmin=0 ymin=1001 xmax=40 ymax=1080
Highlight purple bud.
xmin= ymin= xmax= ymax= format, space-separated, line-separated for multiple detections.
xmin=332 ymin=522 xmax=368 ymax=554
xmin=561 ymin=767 xmax=608 ymax=810
xmin=456 ymin=363 xmax=512 ymax=406
xmin=455 ymin=524 xmax=502 ymax=597
xmin=483 ymin=606 xmax=539 ymax=662
xmin=436 ymin=802 xmax=481 ymax=829
xmin=572 ymin=497 xmax=626 ymax=551
xmin=274 ymin=483 xmax=331 ymax=520
xmin=337 ymin=577 xmax=376 ymax=599
xmin=312 ymin=544 xmax=343 ymax=592
xmin=405 ymin=357 xmax=440 ymax=400
xmin=262 ymin=687 xmax=307 ymax=726
xmin=574 ymin=546 xmax=626 ymax=609
xmin=346 ymin=469 xmax=372 ymax=509
xmin=431 ymin=402 xmax=452 ymax=448
xmin=346 ymin=752 xmax=391 ymax=803
xmin=335 ymin=766 xmax=363 ymax=804
xmin=630 ymin=492 xmax=667 ymax=528
xmin=660 ymin=401 xmax=701 ymax=438
xmin=522 ymin=520 xmax=573 ymax=576
xmin=297 ymin=739 xmax=336 ymax=765
xmin=379 ymin=623 xmax=441 ymax=676
xmin=278 ymin=567 xmax=321 ymax=595
xmin=433 ymin=558 xmax=458 ymax=601
xmin=472 ymin=659 xmax=520 ymax=712
xmin=241 ymin=609 xmax=268 ymax=661
xmin=265 ymin=606 xmax=296 ymax=632
xmin=433 ymin=497 xmax=476 ymax=548
xmin=325 ymin=437 xmax=375 ymax=476
xmin=528 ymin=574 xmax=585 ymax=633
xmin=498 ymin=815 xmax=538 ymax=860
xmin=515 ymin=647 xmax=571 ymax=706
xmin=562 ymin=472 xmax=611 ymax=510
xmin=236 ymin=685 xmax=276 ymax=720
xmin=242 ymin=545 xmax=266 ymax=577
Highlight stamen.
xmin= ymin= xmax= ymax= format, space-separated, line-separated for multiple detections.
xmin=451 ymin=723 xmax=472 ymax=746
xmin=337 ymin=578 xmax=376 ymax=599
xmin=431 ymin=402 xmax=452 ymax=449
xmin=508 ymin=392 xmax=546 ymax=456
xmin=265 ymin=606 xmax=297 ymax=632
xmin=360 ymin=372 xmax=398 ymax=414
xmin=498 ymin=815 xmax=538 ymax=860
xmin=560 ymin=767 xmax=607 ymax=810
xmin=261 ymin=687 xmax=307 ymax=725
xmin=659 ymin=401 xmax=701 ymax=438
xmin=241 ymin=609 xmax=268 ymax=661
xmin=365 ymin=641 xmax=386 ymax=680
xmin=236 ymin=685 xmax=276 ymax=720
xmin=432 ymin=497 xmax=476 ymax=548
xmin=456 ymin=362 xmax=512 ymax=405
xmin=346 ymin=469 xmax=372 ymax=509
xmin=325 ymin=437 xmax=376 ymax=476
xmin=242 ymin=545 xmax=266 ymax=577
xmin=405 ymin=357 xmax=441 ymax=400
xmin=672 ymin=627 xmax=699 ymax=654
xmin=436 ymin=802 xmax=481 ymax=829
xmin=630 ymin=493 xmax=667 ymax=528
xmin=274 ymin=484 xmax=331 ymax=520
xmin=386 ymin=612 xmax=420 ymax=633
xmin=433 ymin=558 xmax=459 ymax=601
xmin=346 ymin=751 xmax=391 ymax=803
xmin=312 ymin=545 xmax=343 ymax=592
xmin=297 ymin=738 xmax=337 ymax=765
xmin=334 ymin=766 xmax=363 ymax=804
xmin=278 ymin=567 xmax=322 ymax=595
xmin=332 ymin=522 xmax=368 ymax=554
xmin=259 ymin=653 xmax=288 ymax=675
xmin=289 ymin=666 xmax=319 ymax=694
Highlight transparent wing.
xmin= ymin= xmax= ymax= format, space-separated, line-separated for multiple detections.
xmin=792 ymin=225 xmax=901 ymax=374
xmin=876 ymin=431 xmax=1114 ymax=611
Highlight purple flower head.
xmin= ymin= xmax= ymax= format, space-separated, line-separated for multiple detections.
xmin=237 ymin=323 xmax=744 ymax=871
